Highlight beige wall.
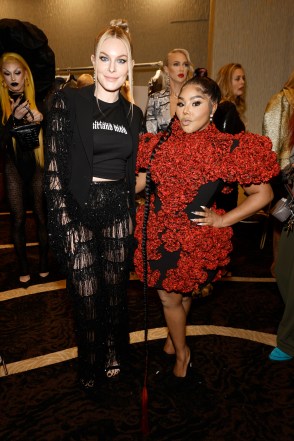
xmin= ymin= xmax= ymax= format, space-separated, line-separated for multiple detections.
xmin=2 ymin=0 xmax=293 ymax=133
xmin=1 ymin=0 xmax=209 ymax=87
xmin=208 ymin=0 xmax=294 ymax=134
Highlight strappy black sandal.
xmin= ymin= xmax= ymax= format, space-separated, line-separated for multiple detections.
xmin=105 ymin=365 xmax=121 ymax=379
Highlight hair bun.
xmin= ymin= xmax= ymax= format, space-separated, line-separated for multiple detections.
xmin=194 ymin=67 xmax=208 ymax=78
xmin=109 ymin=18 xmax=129 ymax=33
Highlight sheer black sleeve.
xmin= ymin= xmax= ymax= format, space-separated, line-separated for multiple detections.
xmin=44 ymin=90 xmax=82 ymax=270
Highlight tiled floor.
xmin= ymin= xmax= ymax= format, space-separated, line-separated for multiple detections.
xmin=1 ymin=205 xmax=294 ymax=440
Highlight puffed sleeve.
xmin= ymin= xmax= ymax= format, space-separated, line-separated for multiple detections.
xmin=223 ymin=132 xmax=280 ymax=185
xmin=136 ymin=132 xmax=162 ymax=172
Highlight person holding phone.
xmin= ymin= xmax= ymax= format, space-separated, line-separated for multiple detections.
xmin=0 ymin=52 xmax=48 ymax=286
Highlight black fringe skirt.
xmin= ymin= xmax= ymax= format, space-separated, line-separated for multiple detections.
xmin=65 ymin=180 xmax=131 ymax=388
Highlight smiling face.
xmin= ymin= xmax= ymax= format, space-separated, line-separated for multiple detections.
xmin=231 ymin=68 xmax=246 ymax=98
xmin=176 ymin=84 xmax=217 ymax=133
xmin=164 ymin=51 xmax=190 ymax=87
xmin=1 ymin=59 xmax=26 ymax=93
xmin=91 ymin=37 xmax=129 ymax=101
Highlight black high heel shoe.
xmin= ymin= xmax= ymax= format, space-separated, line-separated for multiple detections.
xmin=166 ymin=361 xmax=194 ymax=391
xmin=105 ymin=364 xmax=121 ymax=380
xmin=171 ymin=356 xmax=205 ymax=388
xmin=38 ymin=272 xmax=50 ymax=282
xmin=172 ymin=359 xmax=193 ymax=381
xmin=19 ymin=276 xmax=31 ymax=289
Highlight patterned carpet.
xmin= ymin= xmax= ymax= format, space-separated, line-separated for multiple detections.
xmin=1 ymin=207 xmax=294 ymax=441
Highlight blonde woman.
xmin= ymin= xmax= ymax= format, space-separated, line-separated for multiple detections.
xmin=214 ymin=62 xmax=246 ymax=133
xmin=45 ymin=19 xmax=143 ymax=389
xmin=0 ymin=52 xmax=48 ymax=286
xmin=213 ymin=63 xmax=247 ymax=213
xmin=145 ymin=48 xmax=194 ymax=134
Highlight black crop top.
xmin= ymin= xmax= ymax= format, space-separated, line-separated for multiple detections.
xmin=92 ymin=98 xmax=132 ymax=179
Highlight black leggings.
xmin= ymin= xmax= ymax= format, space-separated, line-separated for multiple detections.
xmin=5 ymin=155 xmax=48 ymax=276
xmin=64 ymin=180 xmax=131 ymax=387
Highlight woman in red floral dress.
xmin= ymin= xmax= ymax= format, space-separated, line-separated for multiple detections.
xmin=135 ymin=76 xmax=280 ymax=378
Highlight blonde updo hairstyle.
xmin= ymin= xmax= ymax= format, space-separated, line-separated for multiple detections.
xmin=161 ymin=48 xmax=194 ymax=89
xmin=93 ymin=19 xmax=134 ymax=103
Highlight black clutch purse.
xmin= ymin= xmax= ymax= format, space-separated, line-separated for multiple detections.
xmin=10 ymin=107 xmax=41 ymax=151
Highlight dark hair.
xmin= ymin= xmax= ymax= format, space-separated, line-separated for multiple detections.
xmin=141 ymin=117 xmax=176 ymax=403
xmin=194 ymin=67 xmax=208 ymax=78
xmin=180 ymin=76 xmax=221 ymax=104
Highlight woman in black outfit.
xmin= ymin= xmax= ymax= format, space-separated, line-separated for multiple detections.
xmin=0 ymin=52 xmax=48 ymax=286
xmin=213 ymin=63 xmax=246 ymax=214
xmin=45 ymin=19 xmax=143 ymax=389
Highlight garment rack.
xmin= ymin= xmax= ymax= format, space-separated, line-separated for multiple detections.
xmin=55 ymin=61 xmax=163 ymax=75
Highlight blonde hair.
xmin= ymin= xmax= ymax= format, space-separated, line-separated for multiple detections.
xmin=284 ymin=70 xmax=294 ymax=89
xmin=77 ymin=73 xmax=94 ymax=88
xmin=162 ymin=48 xmax=194 ymax=89
xmin=0 ymin=52 xmax=44 ymax=167
xmin=216 ymin=63 xmax=246 ymax=119
xmin=94 ymin=19 xmax=134 ymax=103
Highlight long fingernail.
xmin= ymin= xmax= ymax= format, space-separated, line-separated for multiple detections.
xmin=200 ymin=206 xmax=206 ymax=209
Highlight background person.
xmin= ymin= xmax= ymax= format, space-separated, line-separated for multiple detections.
xmin=269 ymin=110 xmax=294 ymax=361
xmin=145 ymin=48 xmax=193 ymax=134
xmin=214 ymin=62 xmax=246 ymax=135
xmin=262 ymin=70 xmax=294 ymax=277
xmin=213 ymin=63 xmax=247 ymax=213
xmin=0 ymin=52 xmax=49 ymax=286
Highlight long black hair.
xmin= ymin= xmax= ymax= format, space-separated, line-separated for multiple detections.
xmin=141 ymin=117 xmax=176 ymax=430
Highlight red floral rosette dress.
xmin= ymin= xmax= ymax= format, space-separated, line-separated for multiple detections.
xmin=134 ymin=120 xmax=279 ymax=294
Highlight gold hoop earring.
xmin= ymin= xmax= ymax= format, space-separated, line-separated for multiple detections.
xmin=1 ymin=80 xmax=7 ymax=88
